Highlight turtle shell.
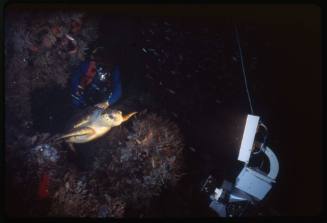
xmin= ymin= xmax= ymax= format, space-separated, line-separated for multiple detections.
xmin=63 ymin=106 xmax=103 ymax=132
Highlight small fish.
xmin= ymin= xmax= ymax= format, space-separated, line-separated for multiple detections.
xmin=65 ymin=34 xmax=75 ymax=41
xmin=215 ymin=99 xmax=222 ymax=104
xmin=151 ymin=158 xmax=155 ymax=168
xmin=145 ymin=74 xmax=154 ymax=80
xmin=164 ymin=21 xmax=171 ymax=26
xmin=189 ymin=147 xmax=196 ymax=152
xmin=166 ymin=88 xmax=176 ymax=95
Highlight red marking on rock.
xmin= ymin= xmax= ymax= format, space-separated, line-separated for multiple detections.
xmin=37 ymin=173 xmax=49 ymax=199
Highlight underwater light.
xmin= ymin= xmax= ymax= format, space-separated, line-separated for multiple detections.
xmin=202 ymin=114 xmax=279 ymax=217
xmin=237 ymin=115 xmax=260 ymax=163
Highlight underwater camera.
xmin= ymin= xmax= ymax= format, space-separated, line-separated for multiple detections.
xmin=201 ymin=114 xmax=279 ymax=217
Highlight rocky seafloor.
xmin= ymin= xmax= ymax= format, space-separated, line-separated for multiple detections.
xmin=5 ymin=6 xmax=322 ymax=217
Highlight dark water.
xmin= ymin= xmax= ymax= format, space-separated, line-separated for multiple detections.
xmin=28 ymin=7 xmax=321 ymax=217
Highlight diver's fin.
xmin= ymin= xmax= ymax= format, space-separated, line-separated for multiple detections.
xmin=57 ymin=127 xmax=95 ymax=140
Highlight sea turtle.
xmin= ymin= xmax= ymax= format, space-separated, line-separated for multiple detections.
xmin=55 ymin=105 xmax=137 ymax=151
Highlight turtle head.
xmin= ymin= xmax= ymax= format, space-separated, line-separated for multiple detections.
xmin=122 ymin=111 xmax=138 ymax=122
xmin=102 ymin=110 xmax=137 ymax=126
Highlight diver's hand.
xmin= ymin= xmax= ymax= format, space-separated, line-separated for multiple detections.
xmin=95 ymin=101 xmax=109 ymax=109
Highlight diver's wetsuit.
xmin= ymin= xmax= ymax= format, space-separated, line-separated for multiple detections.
xmin=71 ymin=60 xmax=122 ymax=108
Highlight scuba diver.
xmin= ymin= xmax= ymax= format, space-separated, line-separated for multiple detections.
xmin=71 ymin=47 xmax=122 ymax=109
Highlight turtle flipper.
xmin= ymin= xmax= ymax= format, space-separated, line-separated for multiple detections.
xmin=68 ymin=143 xmax=76 ymax=152
xmin=58 ymin=127 xmax=95 ymax=140
xmin=73 ymin=118 xmax=91 ymax=129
